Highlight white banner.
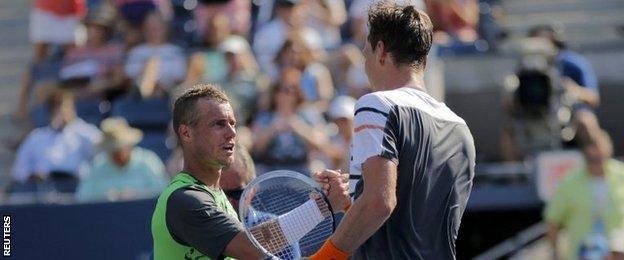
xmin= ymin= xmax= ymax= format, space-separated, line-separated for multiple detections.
xmin=536 ymin=150 xmax=584 ymax=202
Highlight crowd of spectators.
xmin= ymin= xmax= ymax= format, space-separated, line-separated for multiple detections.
xmin=4 ymin=0 xmax=611 ymax=208
xmin=5 ymin=0 xmax=502 ymax=203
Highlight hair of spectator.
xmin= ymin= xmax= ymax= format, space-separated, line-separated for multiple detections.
xmin=45 ymin=89 xmax=74 ymax=113
xmin=269 ymin=67 xmax=306 ymax=111
xmin=367 ymin=2 xmax=433 ymax=69
xmin=91 ymin=22 xmax=115 ymax=43
xmin=83 ymin=6 xmax=116 ymax=42
xmin=142 ymin=11 xmax=169 ymax=35
xmin=528 ymin=24 xmax=566 ymax=50
xmin=274 ymin=33 xmax=315 ymax=69
xmin=276 ymin=0 xmax=298 ymax=8
xmin=230 ymin=143 xmax=256 ymax=185
xmin=202 ymin=14 xmax=231 ymax=47
xmin=172 ymin=84 xmax=230 ymax=139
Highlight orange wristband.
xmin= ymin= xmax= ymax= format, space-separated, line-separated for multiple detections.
xmin=310 ymin=238 xmax=349 ymax=260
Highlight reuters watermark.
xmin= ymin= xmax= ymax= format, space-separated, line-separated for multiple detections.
xmin=3 ymin=215 xmax=10 ymax=257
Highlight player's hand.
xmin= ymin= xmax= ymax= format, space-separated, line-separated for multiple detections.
xmin=249 ymin=218 xmax=286 ymax=253
xmin=313 ymin=169 xmax=348 ymax=192
xmin=312 ymin=169 xmax=341 ymax=195
xmin=328 ymin=176 xmax=350 ymax=212
xmin=313 ymin=169 xmax=351 ymax=212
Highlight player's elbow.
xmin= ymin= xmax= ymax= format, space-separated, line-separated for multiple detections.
xmin=381 ymin=196 xmax=397 ymax=216
xmin=368 ymin=194 xmax=396 ymax=218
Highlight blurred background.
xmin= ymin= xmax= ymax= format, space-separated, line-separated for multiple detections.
xmin=0 ymin=0 xmax=622 ymax=259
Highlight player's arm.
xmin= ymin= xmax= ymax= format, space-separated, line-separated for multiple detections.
xmin=166 ymin=186 xmax=335 ymax=259
xmin=166 ymin=186 xmax=264 ymax=259
xmin=181 ymin=195 xmax=332 ymax=259
xmin=223 ymin=232 xmax=265 ymax=259
xmin=245 ymin=192 xmax=332 ymax=254
xmin=313 ymin=156 xmax=397 ymax=258
xmin=311 ymin=94 xmax=398 ymax=258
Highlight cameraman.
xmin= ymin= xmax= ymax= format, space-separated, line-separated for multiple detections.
xmin=501 ymin=26 xmax=601 ymax=161
xmin=501 ymin=37 xmax=562 ymax=161
xmin=529 ymin=25 xmax=601 ymax=143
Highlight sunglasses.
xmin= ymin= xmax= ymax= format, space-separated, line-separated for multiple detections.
xmin=224 ymin=188 xmax=244 ymax=201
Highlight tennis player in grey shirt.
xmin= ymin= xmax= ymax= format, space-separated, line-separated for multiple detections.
xmin=311 ymin=3 xmax=475 ymax=259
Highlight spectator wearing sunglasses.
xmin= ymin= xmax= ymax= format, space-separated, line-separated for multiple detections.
xmin=220 ymin=143 xmax=304 ymax=259
xmin=219 ymin=143 xmax=256 ymax=210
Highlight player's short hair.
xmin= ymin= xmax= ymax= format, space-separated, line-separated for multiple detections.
xmin=172 ymin=84 xmax=229 ymax=138
xmin=367 ymin=2 xmax=433 ymax=69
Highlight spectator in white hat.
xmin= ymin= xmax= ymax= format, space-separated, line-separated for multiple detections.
xmin=76 ymin=117 xmax=168 ymax=202
xmin=218 ymin=36 xmax=264 ymax=125
xmin=324 ymin=96 xmax=356 ymax=172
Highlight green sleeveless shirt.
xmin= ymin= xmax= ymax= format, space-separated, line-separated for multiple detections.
xmin=151 ymin=173 xmax=239 ymax=259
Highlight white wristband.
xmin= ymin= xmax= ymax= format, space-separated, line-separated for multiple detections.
xmin=277 ymin=199 xmax=325 ymax=245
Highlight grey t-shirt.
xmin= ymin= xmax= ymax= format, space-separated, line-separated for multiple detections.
xmin=166 ymin=185 xmax=244 ymax=259
xmin=349 ymin=87 xmax=476 ymax=259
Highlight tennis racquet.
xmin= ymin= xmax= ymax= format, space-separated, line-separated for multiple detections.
xmin=239 ymin=170 xmax=336 ymax=259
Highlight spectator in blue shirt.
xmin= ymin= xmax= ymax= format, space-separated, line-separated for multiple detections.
xmin=10 ymin=90 xmax=101 ymax=184
xmin=76 ymin=117 xmax=168 ymax=202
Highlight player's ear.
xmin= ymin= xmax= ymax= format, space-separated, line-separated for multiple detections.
xmin=376 ymin=41 xmax=386 ymax=65
xmin=178 ymin=124 xmax=192 ymax=144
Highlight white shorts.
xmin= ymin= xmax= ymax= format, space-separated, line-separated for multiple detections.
xmin=29 ymin=9 xmax=79 ymax=44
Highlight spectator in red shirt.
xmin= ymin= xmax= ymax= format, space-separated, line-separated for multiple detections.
xmin=60 ymin=7 xmax=126 ymax=101
xmin=16 ymin=0 xmax=86 ymax=122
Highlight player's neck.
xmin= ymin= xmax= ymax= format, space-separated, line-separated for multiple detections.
xmin=375 ymin=68 xmax=425 ymax=91
xmin=183 ymin=158 xmax=222 ymax=188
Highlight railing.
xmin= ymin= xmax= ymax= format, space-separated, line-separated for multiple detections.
xmin=473 ymin=221 xmax=549 ymax=260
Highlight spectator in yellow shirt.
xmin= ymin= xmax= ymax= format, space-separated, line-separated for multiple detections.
xmin=545 ymin=129 xmax=624 ymax=259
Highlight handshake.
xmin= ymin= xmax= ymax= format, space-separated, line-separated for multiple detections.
xmin=312 ymin=169 xmax=352 ymax=213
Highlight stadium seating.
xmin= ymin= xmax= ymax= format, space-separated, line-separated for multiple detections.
xmin=29 ymin=99 xmax=108 ymax=128
xmin=111 ymin=96 xmax=172 ymax=161
xmin=138 ymin=131 xmax=172 ymax=162
xmin=110 ymin=97 xmax=171 ymax=130
xmin=500 ymin=0 xmax=624 ymax=50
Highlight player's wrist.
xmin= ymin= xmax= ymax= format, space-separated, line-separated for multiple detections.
xmin=310 ymin=237 xmax=349 ymax=260
xmin=343 ymin=202 xmax=351 ymax=212
xmin=337 ymin=197 xmax=352 ymax=213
